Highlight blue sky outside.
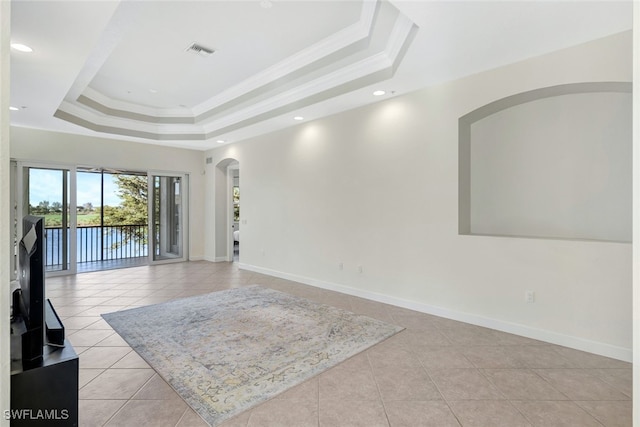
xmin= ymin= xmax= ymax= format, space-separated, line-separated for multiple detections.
xmin=29 ymin=169 xmax=124 ymax=208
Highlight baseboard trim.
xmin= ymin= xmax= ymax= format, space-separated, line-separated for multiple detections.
xmin=238 ymin=263 xmax=632 ymax=362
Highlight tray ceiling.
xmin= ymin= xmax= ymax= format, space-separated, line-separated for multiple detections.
xmin=9 ymin=0 xmax=632 ymax=150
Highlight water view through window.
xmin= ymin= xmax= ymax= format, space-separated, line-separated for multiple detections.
xmin=28 ymin=168 xmax=149 ymax=272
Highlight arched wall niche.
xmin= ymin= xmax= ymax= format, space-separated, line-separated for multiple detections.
xmin=214 ymin=157 xmax=239 ymax=260
xmin=459 ymin=82 xmax=632 ymax=242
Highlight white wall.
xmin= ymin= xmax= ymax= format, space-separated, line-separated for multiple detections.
xmin=631 ymin=2 xmax=639 ymax=424
xmin=470 ymin=90 xmax=632 ymax=242
xmin=206 ymin=31 xmax=633 ymax=360
xmin=10 ymin=127 xmax=207 ymax=260
xmin=1 ymin=0 xmax=11 ymax=422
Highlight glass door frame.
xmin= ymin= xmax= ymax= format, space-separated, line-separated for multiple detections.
xmin=147 ymin=171 xmax=189 ymax=265
xmin=15 ymin=161 xmax=78 ymax=277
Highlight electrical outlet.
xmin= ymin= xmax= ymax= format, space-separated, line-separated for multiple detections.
xmin=525 ymin=290 xmax=535 ymax=303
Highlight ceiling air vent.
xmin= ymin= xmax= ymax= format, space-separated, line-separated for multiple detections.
xmin=185 ymin=43 xmax=215 ymax=57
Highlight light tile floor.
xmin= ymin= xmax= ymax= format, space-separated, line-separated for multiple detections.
xmin=46 ymin=261 xmax=632 ymax=426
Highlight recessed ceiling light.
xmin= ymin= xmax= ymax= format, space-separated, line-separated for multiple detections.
xmin=293 ymin=116 xmax=304 ymax=121
xmin=149 ymin=89 xmax=158 ymax=94
xmin=9 ymin=106 xmax=19 ymax=111
xmin=373 ymin=90 xmax=386 ymax=96
xmin=216 ymin=140 xmax=225 ymax=144
xmin=11 ymin=43 xmax=33 ymax=53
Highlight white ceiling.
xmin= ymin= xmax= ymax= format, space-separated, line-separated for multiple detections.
xmin=9 ymin=0 xmax=633 ymax=151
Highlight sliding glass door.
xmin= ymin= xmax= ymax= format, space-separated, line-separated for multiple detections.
xmin=22 ymin=166 xmax=76 ymax=274
xmin=15 ymin=163 xmax=189 ymax=274
xmin=76 ymin=168 xmax=149 ymax=271
xmin=149 ymin=173 xmax=188 ymax=263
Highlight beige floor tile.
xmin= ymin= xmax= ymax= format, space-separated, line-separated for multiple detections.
xmin=449 ymin=400 xmax=531 ymax=427
xmin=320 ymin=399 xmax=389 ymax=427
xmin=48 ymin=297 xmax=84 ymax=308
xmin=461 ymin=345 xmax=528 ymax=368
xmin=508 ymin=345 xmax=579 ymax=369
xmin=576 ymin=400 xmax=632 ymax=427
xmin=133 ymin=374 xmax=182 ymax=400
xmin=79 ymin=399 xmax=127 ymax=426
xmin=95 ymin=333 xmax=130 ymax=347
xmin=427 ymin=368 xmax=504 ymax=400
xmin=417 ymin=346 xmax=474 ymax=369
xmin=247 ymin=398 xmax=318 ymax=427
xmin=55 ymin=305 xmax=96 ymax=317
xmin=331 ymin=352 xmax=372 ymax=372
xmin=111 ymin=350 xmax=151 ymax=369
xmin=592 ymin=368 xmax=633 ymax=397
xmin=75 ymin=296 xmax=118 ymax=306
xmin=113 ymin=283 xmax=161 ymax=291
xmin=481 ymin=369 xmax=568 ymax=400
xmin=176 ymin=289 xmax=212 ymax=298
xmin=42 ymin=262 xmax=632 ymax=427
xmin=490 ymin=330 xmax=546 ymax=346
xmin=62 ymin=289 xmax=104 ymax=298
xmin=78 ymin=305 xmax=129 ymax=316
xmin=367 ymin=343 xmax=423 ymax=369
xmin=384 ymin=400 xmax=460 ymax=427
xmin=78 ymin=317 xmax=114 ymax=329
xmin=175 ymin=408 xmax=210 ymax=427
xmin=389 ymin=313 xmax=441 ymax=331
xmin=273 ymin=376 xmax=318 ymax=401
xmin=120 ymin=289 xmax=159 ymax=297
xmin=133 ymin=296 xmax=175 ymax=305
xmin=104 ymin=296 xmax=146 ymax=306
xmin=67 ymin=328 xmax=115 ymax=347
xmin=371 ymin=365 xmax=441 ymax=402
xmin=93 ymin=289 xmax=128 ymax=297
xmin=512 ymin=401 xmax=603 ymax=426
xmin=61 ymin=315 xmax=103 ymax=330
xmin=386 ymin=329 xmax=453 ymax=351
xmin=78 ymin=368 xmax=105 ymax=388
xmin=105 ymin=398 xmax=188 ymax=426
xmin=319 ymin=367 xmax=380 ymax=401
xmin=552 ymin=348 xmax=632 ymax=369
xmin=80 ymin=368 xmax=155 ymax=400
xmin=79 ymin=346 xmax=132 ymax=369
xmin=349 ymin=300 xmax=396 ymax=322
xmin=216 ymin=409 xmax=252 ymax=427
xmin=73 ymin=346 xmax=90 ymax=355
xmin=534 ymin=369 xmax=630 ymax=401
xmin=439 ymin=324 xmax=501 ymax=346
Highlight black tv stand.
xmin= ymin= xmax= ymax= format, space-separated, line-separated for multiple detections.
xmin=10 ymin=321 xmax=78 ymax=426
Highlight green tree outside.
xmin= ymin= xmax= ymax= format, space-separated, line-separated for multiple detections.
xmin=30 ymin=174 xmax=148 ymax=245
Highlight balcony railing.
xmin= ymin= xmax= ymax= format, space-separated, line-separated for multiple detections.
xmin=45 ymin=224 xmax=148 ymax=268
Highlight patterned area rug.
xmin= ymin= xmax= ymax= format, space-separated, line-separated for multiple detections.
xmin=102 ymin=285 xmax=403 ymax=426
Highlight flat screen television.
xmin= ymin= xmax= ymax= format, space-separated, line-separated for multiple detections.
xmin=13 ymin=215 xmax=45 ymax=368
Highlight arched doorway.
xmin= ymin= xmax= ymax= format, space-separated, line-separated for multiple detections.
xmin=214 ymin=158 xmax=239 ymax=262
